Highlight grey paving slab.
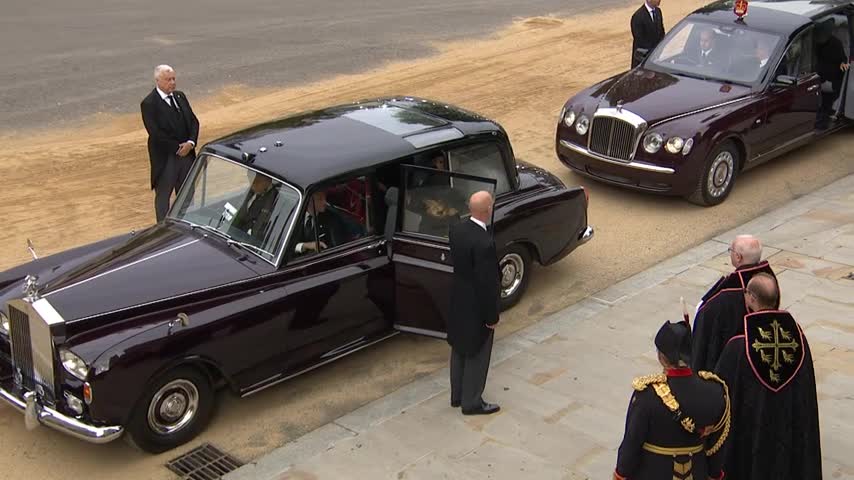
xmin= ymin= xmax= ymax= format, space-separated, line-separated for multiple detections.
xmin=226 ymin=173 xmax=854 ymax=480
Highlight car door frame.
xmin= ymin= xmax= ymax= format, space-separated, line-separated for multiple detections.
xmin=385 ymin=165 xmax=497 ymax=339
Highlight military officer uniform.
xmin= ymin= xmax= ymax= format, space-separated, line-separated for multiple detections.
xmin=615 ymin=321 xmax=731 ymax=480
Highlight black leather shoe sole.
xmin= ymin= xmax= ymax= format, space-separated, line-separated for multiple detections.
xmin=462 ymin=403 xmax=500 ymax=415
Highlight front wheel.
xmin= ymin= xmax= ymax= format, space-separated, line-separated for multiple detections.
xmin=687 ymin=140 xmax=740 ymax=206
xmin=499 ymin=245 xmax=532 ymax=311
xmin=125 ymin=366 xmax=215 ymax=453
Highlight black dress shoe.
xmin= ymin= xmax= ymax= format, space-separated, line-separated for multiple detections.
xmin=451 ymin=400 xmax=460 ymax=408
xmin=462 ymin=402 xmax=500 ymax=415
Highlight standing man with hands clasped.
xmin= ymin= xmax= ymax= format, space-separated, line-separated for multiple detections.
xmin=141 ymin=65 xmax=200 ymax=222
xmin=447 ymin=191 xmax=501 ymax=416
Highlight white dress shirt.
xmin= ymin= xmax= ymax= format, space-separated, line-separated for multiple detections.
xmin=470 ymin=217 xmax=488 ymax=231
xmin=645 ymin=3 xmax=656 ymax=21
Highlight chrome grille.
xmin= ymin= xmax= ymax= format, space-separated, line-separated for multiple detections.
xmin=589 ymin=116 xmax=638 ymax=161
xmin=9 ymin=304 xmax=35 ymax=390
xmin=8 ymin=301 xmax=57 ymax=404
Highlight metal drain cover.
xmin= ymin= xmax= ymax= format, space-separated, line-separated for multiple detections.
xmin=166 ymin=443 xmax=244 ymax=480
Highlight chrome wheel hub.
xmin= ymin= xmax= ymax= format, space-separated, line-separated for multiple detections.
xmin=500 ymin=253 xmax=525 ymax=299
xmin=147 ymin=379 xmax=199 ymax=435
xmin=707 ymin=151 xmax=734 ymax=198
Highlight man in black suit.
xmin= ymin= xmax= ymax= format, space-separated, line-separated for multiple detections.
xmin=447 ymin=190 xmax=501 ymax=415
xmin=231 ymin=174 xmax=279 ymax=245
xmin=294 ymin=190 xmax=364 ymax=255
xmin=141 ymin=65 xmax=200 ymax=222
xmin=630 ymin=0 xmax=665 ymax=68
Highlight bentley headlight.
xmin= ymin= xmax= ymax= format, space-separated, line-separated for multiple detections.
xmin=575 ymin=115 xmax=590 ymax=135
xmin=643 ymin=132 xmax=664 ymax=153
xmin=564 ymin=109 xmax=577 ymax=128
xmin=682 ymin=138 xmax=695 ymax=156
xmin=60 ymin=349 xmax=90 ymax=381
xmin=0 ymin=311 xmax=9 ymax=335
xmin=665 ymin=136 xmax=685 ymax=154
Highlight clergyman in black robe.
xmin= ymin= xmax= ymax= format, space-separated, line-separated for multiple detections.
xmin=614 ymin=321 xmax=730 ymax=480
xmin=692 ymin=235 xmax=777 ymax=372
xmin=715 ymin=273 xmax=822 ymax=480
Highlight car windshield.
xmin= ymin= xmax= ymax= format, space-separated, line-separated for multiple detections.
xmin=169 ymin=154 xmax=301 ymax=263
xmin=648 ymin=20 xmax=783 ymax=84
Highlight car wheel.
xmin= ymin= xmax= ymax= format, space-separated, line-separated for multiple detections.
xmin=687 ymin=140 xmax=739 ymax=206
xmin=499 ymin=245 xmax=532 ymax=311
xmin=125 ymin=366 xmax=214 ymax=453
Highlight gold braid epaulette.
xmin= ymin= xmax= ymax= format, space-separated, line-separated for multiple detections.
xmin=632 ymin=373 xmax=666 ymax=391
xmin=631 ymin=373 xmax=696 ymax=433
xmin=698 ymin=371 xmax=731 ymax=455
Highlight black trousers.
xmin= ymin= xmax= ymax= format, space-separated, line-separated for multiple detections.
xmin=817 ymin=78 xmax=843 ymax=128
xmin=450 ymin=330 xmax=494 ymax=410
xmin=154 ymin=153 xmax=193 ymax=222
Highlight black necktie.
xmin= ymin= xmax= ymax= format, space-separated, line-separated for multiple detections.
xmin=168 ymin=94 xmax=180 ymax=113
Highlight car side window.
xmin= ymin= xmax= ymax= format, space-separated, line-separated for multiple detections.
xmin=447 ymin=142 xmax=511 ymax=195
xmin=781 ymin=28 xmax=815 ymax=78
xmin=291 ymin=177 xmax=369 ymax=258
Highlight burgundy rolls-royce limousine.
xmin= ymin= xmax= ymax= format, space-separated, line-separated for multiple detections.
xmin=0 ymin=97 xmax=592 ymax=452
xmin=557 ymin=0 xmax=854 ymax=205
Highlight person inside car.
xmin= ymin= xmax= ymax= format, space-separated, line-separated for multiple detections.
xmin=294 ymin=189 xmax=365 ymax=255
xmin=231 ymin=174 xmax=279 ymax=243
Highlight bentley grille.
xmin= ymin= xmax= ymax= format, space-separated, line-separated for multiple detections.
xmin=8 ymin=303 xmax=56 ymax=403
xmin=588 ymin=116 xmax=638 ymax=161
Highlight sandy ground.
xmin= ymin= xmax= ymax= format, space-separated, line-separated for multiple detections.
xmin=2 ymin=1 xmax=854 ymax=478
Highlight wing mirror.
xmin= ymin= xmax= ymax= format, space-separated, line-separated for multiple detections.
xmin=773 ymin=74 xmax=797 ymax=87
xmin=633 ymin=47 xmax=650 ymax=66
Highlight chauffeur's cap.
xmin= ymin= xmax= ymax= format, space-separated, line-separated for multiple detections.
xmin=655 ymin=321 xmax=692 ymax=365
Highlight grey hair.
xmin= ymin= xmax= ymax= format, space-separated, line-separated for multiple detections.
xmin=153 ymin=64 xmax=174 ymax=81
xmin=733 ymin=234 xmax=762 ymax=264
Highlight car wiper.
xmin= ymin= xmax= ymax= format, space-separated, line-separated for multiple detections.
xmin=674 ymin=71 xmax=708 ymax=81
xmin=182 ymin=222 xmax=257 ymax=263
xmin=226 ymin=239 xmax=270 ymax=259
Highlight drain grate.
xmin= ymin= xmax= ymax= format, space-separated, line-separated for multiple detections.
xmin=166 ymin=443 xmax=244 ymax=480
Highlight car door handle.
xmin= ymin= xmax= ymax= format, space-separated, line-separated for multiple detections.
xmin=807 ymin=85 xmax=819 ymax=92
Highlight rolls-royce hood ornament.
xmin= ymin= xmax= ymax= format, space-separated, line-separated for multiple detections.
xmin=616 ymin=100 xmax=624 ymax=113
xmin=27 ymin=239 xmax=38 ymax=260
xmin=22 ymin=274 xmax=41 ymax=301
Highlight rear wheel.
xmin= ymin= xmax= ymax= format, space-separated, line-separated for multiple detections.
xmin=687 ymin=141 xmax=739 ymax=206
xmin=499 ymin=245 xmax=532 ymax=311
xmin=125 ymin=366 xmax=214 ymax=453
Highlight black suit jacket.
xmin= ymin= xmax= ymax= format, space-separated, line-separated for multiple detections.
xmin=447 ymin=219 xmax=500 ymax=355
xmin=232 ymin=188 xmax=279 ymax=243
xmin=140 ymin=88 xmax=200 ymax=189
xmin=630 ymin=4 xmax=665 ymax=68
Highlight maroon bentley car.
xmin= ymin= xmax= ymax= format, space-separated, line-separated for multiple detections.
xmin=557 ymin=0 xmax=854 ymax=205
xmin=0 ymin=97 xmax=592 ymax=452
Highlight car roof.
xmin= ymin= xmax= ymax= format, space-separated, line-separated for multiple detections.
xmin=202 ymin=96 xmax=503 ymax=189
xmin=689 ymin=0 xmax=852 ymax=35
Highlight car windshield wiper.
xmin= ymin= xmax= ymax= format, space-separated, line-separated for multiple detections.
xmin=180 ymin=221 xmax=259 ymax=263
xmin=226 ymin=239 xmax=270 ymax=259
xmin=673 ymin=71 xmax=709 ymax=81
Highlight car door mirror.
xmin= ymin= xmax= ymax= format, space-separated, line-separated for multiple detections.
xmin=383 ymin=187 xmax=399 ymax=259
xmin=773 ymin=74 xmax=797 ymax=87
xmin=633 ymin=47 xmax=650 ymax=65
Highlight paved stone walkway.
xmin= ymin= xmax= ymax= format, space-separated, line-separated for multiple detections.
xmin=226 ymin=174 xmax=854 ymax=480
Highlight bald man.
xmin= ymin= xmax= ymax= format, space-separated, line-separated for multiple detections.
xmin=692 ymin=235 xmax=778 ymax=371
xmin=715 ymin=273 xmax=821 ymax=479
xmin=447 ymin=191 xmax=501 ymax=415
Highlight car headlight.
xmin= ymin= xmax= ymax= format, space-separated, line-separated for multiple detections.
xmin=0 ymin=311 xmax=9 ymax=335
xmin=643 ymin=132 xmax=664 ymax=153
xmin=60 ymin=349 xmax=90 ymax=381
xmin=665 ymin=136 xmax=685 ymax=154
xmin=575 ymin=115 xmax=590 ymax=135
xmin=682 ymin=137 xmax=694 ymax=156
xmin=564 ymin=109 xmax=577 ymax=128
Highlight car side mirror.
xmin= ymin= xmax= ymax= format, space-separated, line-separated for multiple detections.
xmin=383 ymin=187 xmax=399 ymax=260
xmin=633 ymin=47 xmax=650 ymax=65
xmin=773 ymin=74 xmax=797 ymax=87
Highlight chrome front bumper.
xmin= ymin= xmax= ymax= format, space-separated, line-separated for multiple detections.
xmin=0 ymin=386 xmax=123 ymax=444
xmin=559 ymin=139 xmax=675 ymax=174
xmin=578 ymin=225 xmax=595 ymax=245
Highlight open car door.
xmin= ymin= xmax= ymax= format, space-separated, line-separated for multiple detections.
xmin=384 ymin=165 xmax=496 ymax=338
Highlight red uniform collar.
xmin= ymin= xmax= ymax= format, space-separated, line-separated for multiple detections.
xmin=666 ymin=368 xmax=693 ymax=377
